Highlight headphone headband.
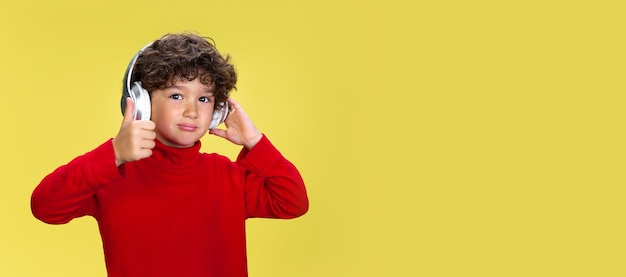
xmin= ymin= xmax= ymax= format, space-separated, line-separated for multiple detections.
xmin=121 ymin=42 xmax=153 ymax=116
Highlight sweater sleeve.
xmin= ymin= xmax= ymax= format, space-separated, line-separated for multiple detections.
xmin=31 ymin=139 xmax=123 ymax=224
xmin=236 ymin=135 xmax=309 ymax=219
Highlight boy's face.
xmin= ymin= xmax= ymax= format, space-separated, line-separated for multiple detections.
xmin=150 ymin=78 xmax=215 ymax=148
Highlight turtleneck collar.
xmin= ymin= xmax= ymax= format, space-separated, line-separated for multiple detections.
xmin=148 ymin=139 xmax=203 ymax=168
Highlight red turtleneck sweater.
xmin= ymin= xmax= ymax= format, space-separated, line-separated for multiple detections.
xmin=31 ymin=135 xmax=308 ymax=277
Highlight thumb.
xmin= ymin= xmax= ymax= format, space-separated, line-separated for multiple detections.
xmin=123 ymin=97 xmax=135 ymax=123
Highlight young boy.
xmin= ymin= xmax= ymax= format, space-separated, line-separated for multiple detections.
xmin=31 ymin=33 xmax=309 ymax=277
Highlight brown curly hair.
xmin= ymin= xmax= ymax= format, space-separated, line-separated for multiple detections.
xmin=132 ymin=33 xmax=237 ymax=109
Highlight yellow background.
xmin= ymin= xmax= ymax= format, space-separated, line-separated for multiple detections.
xmin=0 ymin=0 xmax=624 ymax=276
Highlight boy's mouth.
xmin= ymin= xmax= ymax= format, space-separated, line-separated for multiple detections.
xmin=177 ymin=124 xmax=198 ymax=131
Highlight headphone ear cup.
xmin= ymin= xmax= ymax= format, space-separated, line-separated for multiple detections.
xmin=209 ymin=102 xmax=229 ymax=129
xmin=121 ymin=42 xmax=153 ymax=119
xmin=129 ymin=81 xmax=151 ymax=121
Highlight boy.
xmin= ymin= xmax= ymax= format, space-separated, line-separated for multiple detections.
xmin=31 ymin=33 xmax=309 ymax=277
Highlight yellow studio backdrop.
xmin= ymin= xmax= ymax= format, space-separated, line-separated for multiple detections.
xmin=0 ymin=0 xmax=624 ymax=276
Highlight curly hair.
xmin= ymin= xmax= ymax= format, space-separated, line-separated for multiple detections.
xmin=132 ymin=33 xmax=237 ymax=109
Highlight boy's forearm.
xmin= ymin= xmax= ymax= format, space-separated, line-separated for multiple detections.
xmin=31 ymin=140 xmax=122 ymax=224
xmin=238 ymin=135 xmax=309 ymax=219
xmin=252 ymin=161 xmax=309 ymax=219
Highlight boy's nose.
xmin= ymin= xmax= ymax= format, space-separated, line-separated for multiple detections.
xmin=184 ymin=101 xmax=198 ymax=118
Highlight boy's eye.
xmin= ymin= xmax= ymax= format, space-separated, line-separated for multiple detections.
xmin=199 ymin=96 xmax=211 ymax=103
xmin=170 ymin=94 xmax=182 ymax=100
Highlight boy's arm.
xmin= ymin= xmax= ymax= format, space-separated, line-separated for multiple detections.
xmin=237 ymin=135 xmax=309 ymax=219
xmin=33 ymin=99 xmax=154 ymax=224
xmin=31 ymin=140 xmax=123 ymax=224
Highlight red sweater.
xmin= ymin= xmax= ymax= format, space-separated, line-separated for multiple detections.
xmin=31 ymin=135 xmax=308 ymax=277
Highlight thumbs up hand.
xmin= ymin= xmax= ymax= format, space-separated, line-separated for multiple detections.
xmin=112 ymin=97 xmax=156 ymax=166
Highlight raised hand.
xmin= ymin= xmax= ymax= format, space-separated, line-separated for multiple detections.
xmin=112 ymin=98 xmax=157 ymax=166
xmin=208 ymin=98 xmax=262 ymax=150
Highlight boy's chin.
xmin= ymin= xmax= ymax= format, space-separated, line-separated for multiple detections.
xmin=158 ymin=137 xmax=200 ymax=148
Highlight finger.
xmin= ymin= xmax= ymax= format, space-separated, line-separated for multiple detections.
xmin=137 ymin=149 xmax=153 ymax=160
xmin=227 ymin=97 xmax=242 ymax=110
xmin=139 ymin=129 xmax=157 ymax=141
xmin=137 ymin=120 xmax=156 ymax=131
xmin=135 ymin=127 xmax=156 ymax=140
xmin=123 ymin=97 xmax=135 ymax=123
xmin=144 ymin=129 xmax=157 ymax=140
xmin=140 ymin=138 xmax=156 ymax=150
xmin=208 ymin=128 xmax=227 ymax=139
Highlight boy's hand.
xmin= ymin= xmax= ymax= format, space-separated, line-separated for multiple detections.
xmin=209 ymin=97 xmax=262 ymax=150
xmin=112 ymin=98 xmax=156 ymax=166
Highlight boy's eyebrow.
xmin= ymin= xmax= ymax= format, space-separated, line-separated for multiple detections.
xmin=167 ymin=85 xmax=215 ymax=95
xmin=203 ymin=87 xmax=216 ymax=96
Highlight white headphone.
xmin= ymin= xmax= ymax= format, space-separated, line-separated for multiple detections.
xmin=121 ymin=42 xmax=228 ymax=129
